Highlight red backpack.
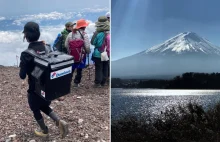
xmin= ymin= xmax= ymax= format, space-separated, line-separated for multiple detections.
xmin=68 ymin=30 xmax=85 ymax=63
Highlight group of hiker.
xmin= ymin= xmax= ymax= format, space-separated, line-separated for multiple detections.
xmin=19 ymin=12 xmax=110 ymax=138
xmin=53 ymin=12 xmax=110 ymax=88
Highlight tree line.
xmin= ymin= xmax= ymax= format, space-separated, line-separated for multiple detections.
xmin=112 ymin=72 xmax=220 ymax=89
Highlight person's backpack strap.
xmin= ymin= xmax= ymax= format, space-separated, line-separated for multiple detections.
xmin=78 ymin=30 xmax=85 ymax=40
xmin=71 ymin=30 xmax=84 ymax=40
xmin=23 ymin=49 xmax=40 ymax=57
xmin=72 ymin=32 xmax=74 ymax=40
xmin=23 ymin=44 xmax=51 ymax=57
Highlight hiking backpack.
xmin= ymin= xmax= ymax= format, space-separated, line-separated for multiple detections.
xmin=97 ymin=32 xmax=109 ymax=53
xmin=53 ymin=34 xmax=63 ymax=52
xmin=68 ymin=30 xmax=86 ymax=63
xmin=24 ymin=44 xmax=74 ymax=101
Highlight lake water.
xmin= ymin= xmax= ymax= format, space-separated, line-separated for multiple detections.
xmin=111 ymin=89 xmax=220 ymax=120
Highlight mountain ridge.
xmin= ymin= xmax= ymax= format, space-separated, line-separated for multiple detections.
xmin=145 ymin=31 xmax=220 ymax=56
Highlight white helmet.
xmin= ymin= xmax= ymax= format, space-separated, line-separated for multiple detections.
xmin=106 ymin=12 xmax=110 ymax=18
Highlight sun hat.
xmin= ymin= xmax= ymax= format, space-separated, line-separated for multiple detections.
xmin=95 ymin=16 xmax=109 ymax=27
xmin=95 ymin=16 xmax=110 ymax=32
xmin=65 ymin=22 xmax=74 ymax=27
xmin=75 ymin=19 xmax=89 ymax=29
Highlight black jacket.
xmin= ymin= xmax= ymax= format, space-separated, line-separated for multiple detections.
xmin=19 ymin=41 xmax=46 ymax=93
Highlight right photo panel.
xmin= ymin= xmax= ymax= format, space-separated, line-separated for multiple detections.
xmin=111 ymin=0 xmax=220 ymax=142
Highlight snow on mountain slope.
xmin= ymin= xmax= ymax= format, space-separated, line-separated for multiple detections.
xmin=145 ymin=32 xmax=220 ymax=56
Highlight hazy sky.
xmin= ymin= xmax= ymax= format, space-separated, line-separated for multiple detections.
xmin=111 ymin=0 xmax=220 ymax=60
xmin=0 ymin=0 xmax=109 ymax=16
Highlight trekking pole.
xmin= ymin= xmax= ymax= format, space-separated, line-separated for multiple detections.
xmin=87 ymin=54 xmax=91 ymax=80
xmin=16 ymin=55 xmax=19 ymax=67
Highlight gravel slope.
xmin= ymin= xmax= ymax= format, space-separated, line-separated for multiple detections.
xmin=0 ymin=66 xmax=110 ymax=142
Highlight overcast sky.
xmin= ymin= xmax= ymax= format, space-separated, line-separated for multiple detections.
xmin=112 ymin=0 xmax=220 ymax=60
xmin=0 ymin=0 xmax=109 ymax=16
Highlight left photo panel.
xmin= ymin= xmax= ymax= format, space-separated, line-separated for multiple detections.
xmin=0 ymin=0 xmax=110 ymax=141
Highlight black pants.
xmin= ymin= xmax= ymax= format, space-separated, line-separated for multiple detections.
xmin=72 ymin=66 xmax=82 ymax=84
xmin=93 ymin=57 xmax=109 ymax=85
xmin=28 ymin=93 xmax=52 ymax=120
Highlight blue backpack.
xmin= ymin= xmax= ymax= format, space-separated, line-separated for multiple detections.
xmin=53 ymin=33 xmax=63 ymax=52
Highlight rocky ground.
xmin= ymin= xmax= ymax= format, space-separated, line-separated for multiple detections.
xmin=0 ymin=65 xmax=110 ymax=142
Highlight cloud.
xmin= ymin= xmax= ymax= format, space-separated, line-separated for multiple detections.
xmin=85 ymin=20 xmax=96 ymax=39
xmin=12 ymin=11 xmax=74 ymax=25
xmin=0 ymin=31 xmax=22 ymax=43
xmin=0 ymin=16 xmax=5 ymax=21
xmin=0 ymin=21 xmax=96 ymax=66
xmin=76 ymin=13 xmax=83 ymax=18
xmin=82 ymin=7 xmax=109 ymax=13
xmin=11 ymin=7 xmax=109 ymax=26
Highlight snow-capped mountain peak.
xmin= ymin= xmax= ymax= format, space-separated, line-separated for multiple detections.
xmin=145 ymin=32 xmax=220 ymax=55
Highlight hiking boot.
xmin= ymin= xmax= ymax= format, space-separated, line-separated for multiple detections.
xmin=58 ymin=120 xmax=69 ymax=138
xmin=73 ymin=83 xmax=79 ymax=88
xmin=48 ymin=112 xmax=68 ymax=138
xmin=34 ymin=126 xmax=49 ymax=137
xmin=93 ymin=84 xmax=102 ymax=88
xmin=35 ymin=119 xmax=48 ymax=137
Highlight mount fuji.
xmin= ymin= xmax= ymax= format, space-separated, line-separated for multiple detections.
xmin=112 ymin=32 xmax=220 ymax=79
